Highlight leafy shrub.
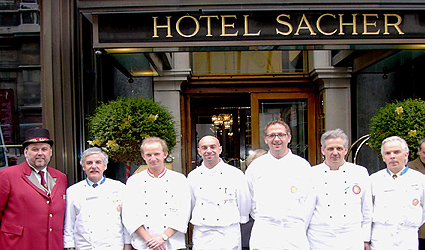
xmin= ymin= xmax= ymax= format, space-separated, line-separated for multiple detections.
xmin=87 ymin=96 xmax=177 ymax=165
xmin=369 ymin=99 xmax=425 ymax=161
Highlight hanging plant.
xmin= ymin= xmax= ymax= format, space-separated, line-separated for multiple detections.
xmin=86 ymin=96 xmax=177 ymax=168
xmin=369 ymin=98 xmax=425 ymax=161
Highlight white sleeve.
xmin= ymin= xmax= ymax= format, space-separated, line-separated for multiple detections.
xmin=63 ymin=187 xmax=76 ymax=248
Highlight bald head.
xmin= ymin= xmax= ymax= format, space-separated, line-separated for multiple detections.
xmin=198 ymin=136 xmax=222 ymax=169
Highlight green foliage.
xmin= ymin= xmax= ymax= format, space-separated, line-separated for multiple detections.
xmin=87 ymin=96 xmax=177 ymax=165
xmin=369 ymin=99 xmax=425 ymax=161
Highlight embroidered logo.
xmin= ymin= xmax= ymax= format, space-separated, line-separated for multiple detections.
xmin=352 ymin=185 xmax=361 ymax=194
xmin=413 ymin=198 xmax=419 ymax=206
xmin=291 ymin=186 xmax=298 ymax=193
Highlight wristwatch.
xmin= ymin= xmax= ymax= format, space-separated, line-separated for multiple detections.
xmin=161 ymin=233 xmax=169 ymax=241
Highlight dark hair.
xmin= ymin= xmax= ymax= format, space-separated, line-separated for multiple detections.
xmin=263 ymin=120 xmax=291 ymax=137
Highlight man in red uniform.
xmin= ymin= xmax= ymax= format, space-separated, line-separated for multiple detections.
xmin=0 ymin=128 xmax=67 ymax=250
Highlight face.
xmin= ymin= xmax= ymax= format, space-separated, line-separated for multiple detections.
xmin=264 ymin=124 xmax=291 ymax=158
xmin=321 ymin=137 xmax=348 ymax=168
xmin=418 ymin=142 xmax=425 ymax=164
xmin=142 ymin=142 xmax=167 ymax=171
xmin=24 ymin=143 xmax=52 ymax=171
xmin=382 ymin=140 xmax=409 ymax=173
xmin=82 ymin=153 xmax=107 ymax=183
xmin=198 ymin=136 xmax=222 ymax=168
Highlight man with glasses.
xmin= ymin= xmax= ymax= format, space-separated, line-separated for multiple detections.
xmin=245 ymin=120 xmax=315 ymax=250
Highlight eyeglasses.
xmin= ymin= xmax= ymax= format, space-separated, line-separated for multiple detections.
xmin=266 ymin=133 xmax=288 ymax=139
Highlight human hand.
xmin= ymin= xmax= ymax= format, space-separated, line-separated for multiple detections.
xmin=146 ymin=235 xmax=165 ymax=249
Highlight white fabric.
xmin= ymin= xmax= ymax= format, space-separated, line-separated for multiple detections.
xmin=307 ymin=162 xmax=373 ymax=250
xmin=245 ymin=151 xmax=315 ymax=250
xmin=122 ymin=169 xmax=191 ymax=250
xmin=63 ymin=178 xmax=131 ymax=250
xmin=370 ymin=167 xmax=425 ymax=250
xmin=192 ymin=223 xmax=241 ymax=250
xmin=188 ymin=160 xmax=251 ymax=249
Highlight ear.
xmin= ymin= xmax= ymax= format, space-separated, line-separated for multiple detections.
xmin=321 ymin=147 xmax=325 ymax=156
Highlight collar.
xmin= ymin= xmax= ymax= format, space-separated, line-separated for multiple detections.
xmin=147 ymin=168 xmax=167 ymax=178
xmin=387 ymin=166 xmax=409 ymax=178
xmin=86 ymin=176 xmax=106 ymax=187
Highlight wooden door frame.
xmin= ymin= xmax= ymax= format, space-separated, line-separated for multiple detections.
xmin=251 ymin=92 xmax=318 ymax=165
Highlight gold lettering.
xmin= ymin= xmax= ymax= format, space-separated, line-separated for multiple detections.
xmin=199 ymin=15 xmax=219 ymax=36
xmin=221 ymin=15 xmax=238 ymax=36
xmin=317 ymin=14 xmax=337 ymax=36
xmin=295 ymin=14 xmax=317 ymax=35
xmin=363 ymin=14 xmax=380 ymax=35
xmin=243 ymin=15 xmax=261 ymax=36
xmin=338 ymin=14 xmax=358 ymax=35
xmin=384 ymin=14 xmax=404 ymax=35
xmin=176 ymin=15 xmax=200 ymax=37
xmin=152 ymin=16 xmax=173 ymax=38
xmin=276 ymin=14 xmax=293 ymax=35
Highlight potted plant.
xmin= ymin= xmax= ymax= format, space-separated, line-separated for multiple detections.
xmin=369 ymin=98 xmax=425 ymax=161
xmin=86 ymin=96 xmax=177 ymax=177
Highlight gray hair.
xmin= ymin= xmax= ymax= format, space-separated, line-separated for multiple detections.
xmin=320 ymin=129 xmax=349 ymax=148
xmin=419 ymin=138 xmax=425 ymax=149
xmin=381 ymin=136 xmax=409 ymax=156
xmin=140 ymin=137 xmax=168 ymax=155
xmin=80 ymin=147 xmax=109 ymax=166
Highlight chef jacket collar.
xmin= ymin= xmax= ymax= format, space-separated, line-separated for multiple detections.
xmin=147 ymin=168 xmax=167 ymax=178
xmin=387 ymin=165 xmax=408 ymax=178
xmin=86 ymin=176 xmax=106 ymax=187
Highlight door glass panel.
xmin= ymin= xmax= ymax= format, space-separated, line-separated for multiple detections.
xmin=194 ymin=108 xmax=251 ymax=170
xmin=259 ymin=99 xmax=308 ymax=158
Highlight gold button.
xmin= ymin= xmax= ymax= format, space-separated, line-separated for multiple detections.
xmin=49 ymin=214 xmax=53 ymax=217
xmin=46 ymin=201 xmax=50 ymax=204
xmin=49 ymin=228 xmax=52 ymax=232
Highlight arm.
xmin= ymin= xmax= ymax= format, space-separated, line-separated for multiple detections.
xmin=63 ymin=188 xmax=77 ymax=248
xmin=361 ymin=171 xmax=373 ymax=243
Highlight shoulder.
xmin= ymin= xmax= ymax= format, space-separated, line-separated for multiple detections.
xmin=0 ymin=163 xmax=27 ymax=180
xmin=345 ymin=162 xmax=370 ymax=175
xmin=370 ymin=169 xmax=386 ymax=179
xmin=47 ymin=167 xmax=67 ymax=178
xmin=166 ymin=169 xmax=187 ymax=179
xmin=67 ymin=180 xmax=86 ymax=192
xmin=187 ymin=166 xmax=201 ymax=178
xmin=106 ymin=178 xmax=126 ymax=187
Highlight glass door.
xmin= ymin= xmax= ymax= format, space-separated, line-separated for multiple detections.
xmin=251 ymin=92 xmax=318 ymax=164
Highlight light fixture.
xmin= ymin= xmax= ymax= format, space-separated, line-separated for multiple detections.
xmin=212 ymin=114 xmax=233 ymax=129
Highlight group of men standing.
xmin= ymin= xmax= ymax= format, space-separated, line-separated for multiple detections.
xmin=1 ymin=122 xmax=425 ymax=250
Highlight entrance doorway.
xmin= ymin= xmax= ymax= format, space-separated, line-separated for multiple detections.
xmin=183 ymin=79 xmax=318 ymax=174
xmin=190 ymin=93 xmax=251 ymax=171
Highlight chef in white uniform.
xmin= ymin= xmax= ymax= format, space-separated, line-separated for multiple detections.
xmin=122 ymin=137 xmax=191 ymax=250
xmin=370 ymin=136 xmax=425 ymax=250
xmin=64 ymin=147 xmax=132 ymax=250
xmin=188 ymin=135 xmax=251 ymax=250
xmin=245 ymin=120 xmax=315 ymax=250
xmin=308 ymin=129 xmax=372 ymax=250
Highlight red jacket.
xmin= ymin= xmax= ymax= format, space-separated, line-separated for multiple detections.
xmin=0 ymin=161 xmax=67 ymax=250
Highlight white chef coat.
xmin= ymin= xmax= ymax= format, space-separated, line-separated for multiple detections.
xmin=370 ymin=166 xmax=425 ymax=250
xmin=307 ymin=162 xmax=373 ymax=250
xmin=122 ymin=169 xmax=191 ymax=250
xmin=188 ymin=159 xmax=251 ymax=250
xmin=63 ymin=178 xmax=131 ymax=250
xmin=245 ymin=151 xmax=315 ymax=250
